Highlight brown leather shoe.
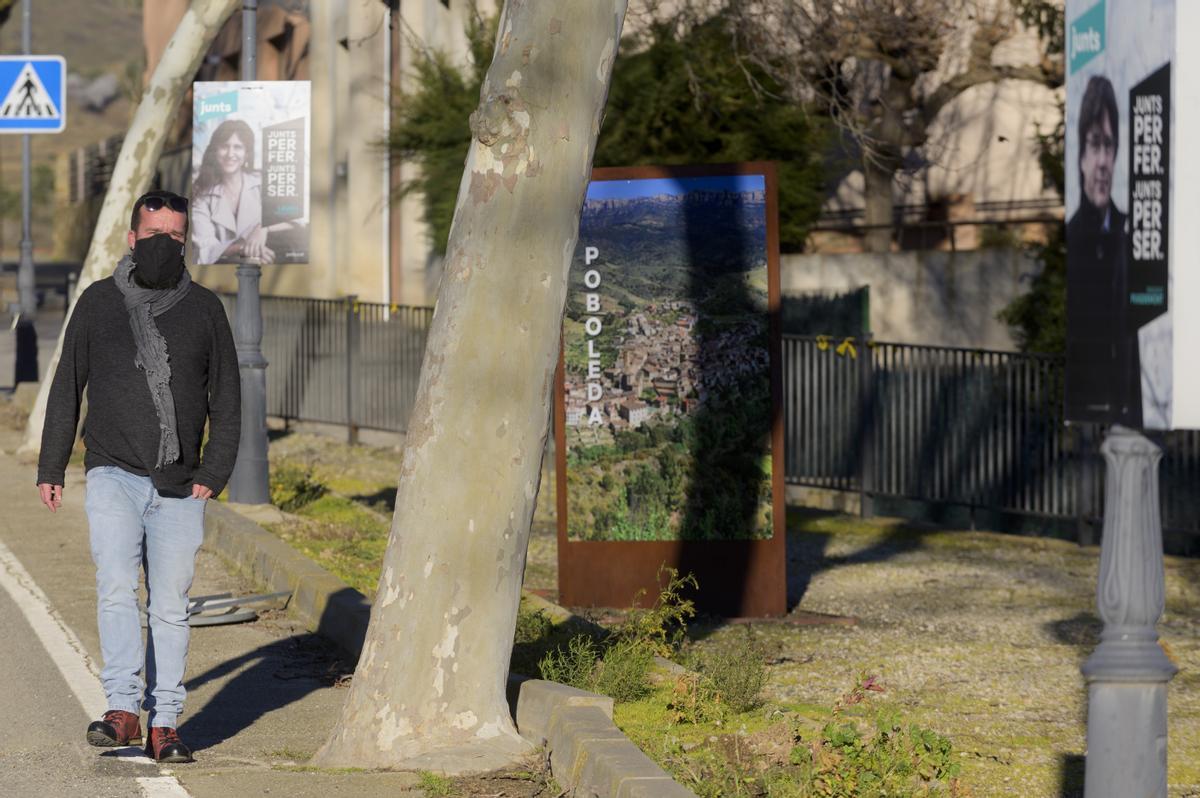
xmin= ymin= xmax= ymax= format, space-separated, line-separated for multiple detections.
xmin=86 ymin=710 xmax=142 ymax=747
xmin=146 ymin=726 xmax=194 ymax=763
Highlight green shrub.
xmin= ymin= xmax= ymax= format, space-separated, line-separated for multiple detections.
xmin=689 ymin=632 xmax=767 ymax=713
xmin=514 ymin=607 xmax=553 ymax=645
xmin=613 ymin=568 xmax=697 ymax=657
xmin=537 ymin=570 xmax=700 ymax=704
xmin=538 ymin=635 xmax=598 ymax=691
xmin=591 ymin=638 xmax=654 ymax=704
xmin=269 ymin=462 xmax=327 ymax=512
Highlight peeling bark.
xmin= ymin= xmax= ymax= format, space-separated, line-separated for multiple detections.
xmin=19 ymin=0 xmax=240 ymax=457
xmin=312 ymin=0 xmax=628 ymax=774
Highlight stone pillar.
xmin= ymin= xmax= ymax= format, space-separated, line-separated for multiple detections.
xmin=1082 ymin=425 xmax=1177 ymax=798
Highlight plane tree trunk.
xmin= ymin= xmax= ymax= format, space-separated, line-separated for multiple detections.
xmin=312 ymin=0 xmax=628 ymax=774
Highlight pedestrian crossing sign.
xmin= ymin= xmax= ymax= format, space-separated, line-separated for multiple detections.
xmin=0 ymin=56 xmax=66 ymax=134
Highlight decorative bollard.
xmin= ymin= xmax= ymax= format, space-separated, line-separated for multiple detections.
xmin=1082 ymin=425 xmax=1177 ymax=798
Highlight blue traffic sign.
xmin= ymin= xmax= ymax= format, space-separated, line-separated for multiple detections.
xmin=0 ymin=56 xmax=66 ymax=134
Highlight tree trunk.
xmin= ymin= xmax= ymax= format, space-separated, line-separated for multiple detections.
xmin=312 ymin=0 xmax=627 ymax=774
xmin=861 ymin=157 xmax=896 ymax=253
xmin=18 ymin=0 xmax=239 ymax=457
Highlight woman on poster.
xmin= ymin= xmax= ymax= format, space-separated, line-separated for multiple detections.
xmin=191 ymin=119 xmax=288 ymax=265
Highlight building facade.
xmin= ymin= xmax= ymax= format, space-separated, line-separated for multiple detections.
xmin=139 ymin=0 xmax=492 ymax=307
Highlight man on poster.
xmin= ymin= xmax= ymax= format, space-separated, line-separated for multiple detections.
xmin=1066 ymin=74 xmax=1140 ymax=425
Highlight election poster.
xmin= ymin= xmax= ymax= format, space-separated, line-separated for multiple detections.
xmin=555 ymin=164 xmax=785 ymax=616
xmin=1064 ymin=0 xmax=1200 ymax=429
xmin=191 ymin=81 xmax=310 ymax=265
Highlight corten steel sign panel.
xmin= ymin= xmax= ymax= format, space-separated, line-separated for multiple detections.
xmin=555 ymin=163 xmax=785 ymax=617
xmin=192 ymin=81 xmax=311 ymax=265
xmin=1064 ymin=0 xmax=1200 ymax=429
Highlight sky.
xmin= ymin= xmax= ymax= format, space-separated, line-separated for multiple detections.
xmin=586 ymin=174 xmax=766 ymax=201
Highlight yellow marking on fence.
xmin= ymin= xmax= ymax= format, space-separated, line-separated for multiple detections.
xmin=836 ymin=338 xmax=857 ymax=359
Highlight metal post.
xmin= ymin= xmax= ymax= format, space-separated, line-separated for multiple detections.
xmin=346 ymin=295 xmax=358 ymax=445
xmin=13 ymin=0 xmax=38 ymax=384
xmin=227 ymin=0 xmax=270 ymax=504
xmin=857 ymin=336 xmax=874 ymax=518
xmin=1082 ymin=425 xmax=1176 ymax=798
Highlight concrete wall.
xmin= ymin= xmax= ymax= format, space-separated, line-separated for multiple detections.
xmin=781 ymin=249 xmax=1041 ymax=351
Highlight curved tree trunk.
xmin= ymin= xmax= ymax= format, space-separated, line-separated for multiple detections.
xmin=18 ymin=0 xmax=239 ymax=457
xmin=312 ymin=0 xmax=627 ymax=774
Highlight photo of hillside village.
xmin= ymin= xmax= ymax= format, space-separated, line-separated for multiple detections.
xmin=562 ymin=173 xmax=774 ymax=542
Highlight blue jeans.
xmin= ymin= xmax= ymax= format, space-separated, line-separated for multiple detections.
xmin=84 ymin=466 xmax=206 ymax=729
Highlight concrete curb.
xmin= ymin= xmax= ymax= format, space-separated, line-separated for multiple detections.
xmin=205 ymin=503 xmax=696 ymax=797
xmin=515 ymin=680 xmax=696 ymax=798
xmin=203 ymin=502 xmax=371 ymax=661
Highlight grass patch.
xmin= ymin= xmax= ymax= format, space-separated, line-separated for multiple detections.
xmin=271 ymin=764 xmax=366 ymax=775
xmin=417 ymin=771 xmax=456 ymax=796
xmin=264 ymin=747 xmax=314 ymax=761
xmin=618 ymin=676 xmax=970 ymax=798
xmin=264 ymin=492 xmax=390 ymax=595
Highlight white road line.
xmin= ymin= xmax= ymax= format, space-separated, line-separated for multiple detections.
xmin=0 ymin=537 xmax=107 ymax=719
xmin=137 ymin=777 xmax=193 ymax=797
xmin=0 ymin=538 xmax=191 ymax=797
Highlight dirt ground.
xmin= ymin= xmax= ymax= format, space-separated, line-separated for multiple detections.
xmin=260 ymin=430 xmax=1200 ymax=798
xmin=18 ymin=407 xmax=1192 ymax=797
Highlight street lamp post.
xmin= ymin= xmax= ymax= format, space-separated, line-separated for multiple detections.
xmin=227 ymin=0 xmax=270 ymax=504
xmin=14 ymin=0 xmax=38 ymax=384
xmin=1082 ymin=425 xmax=1177 ymax=798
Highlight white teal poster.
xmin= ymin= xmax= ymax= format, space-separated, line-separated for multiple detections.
xmin=1064 ymin=0 xmax=1200 ymax=429
xmin=191 ymin=81 xmax=310 ymax=265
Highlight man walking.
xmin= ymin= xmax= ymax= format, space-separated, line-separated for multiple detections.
xmin=35 ymin=190 xmax=241 ymax=763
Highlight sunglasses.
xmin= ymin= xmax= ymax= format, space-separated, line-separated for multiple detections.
xmin=140 ymin=195 xmax=189 ymax=214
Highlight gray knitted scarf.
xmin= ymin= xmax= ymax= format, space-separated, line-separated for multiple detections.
xmin=113 ymin=255 xmax=193 ymax=469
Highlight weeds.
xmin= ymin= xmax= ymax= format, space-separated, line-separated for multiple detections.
xmin=417 ymin=770 xmax=456 ymax=796
xmin=791 ymin=676 xmax=968 ymax=798
xmin=514 ymin=607 xmax=554 ymax=644
xmin=269 ymin=462 xmax=328 ymax=512
xmin=613 ymin=568 xmax=697 ymax=656
xmin=591 ymin=637 xmax=655 ymax=703
xmin=685 ymin=627 xmax=768 ymax=714
xmin=538 ymin=635 xmax=598 ymax=691
xmin=537 ymin=568 xmax=695 ymax=703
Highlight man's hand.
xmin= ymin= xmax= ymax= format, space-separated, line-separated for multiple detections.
xmin=38 ymin=483 xmax=63 ymax=513
xmin=191 ymin=484 xmax=214 ymax=500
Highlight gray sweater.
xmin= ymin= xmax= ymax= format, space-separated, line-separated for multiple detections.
xmin=36 ymin=276 xmax=241 ymax=497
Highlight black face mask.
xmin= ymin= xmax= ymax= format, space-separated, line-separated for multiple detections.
xmin=132 ymin=233 xmax=186 ymax=289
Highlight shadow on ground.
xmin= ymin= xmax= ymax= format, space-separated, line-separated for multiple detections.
xmin=1059 ymin=753 xmax=1085 ymax=797
xmin=349 ymin=486 xmax=397 ymax=513
xmin=785 ymin=506 xmax=943 ymax=609
xmin=178 ymin=630 xmax=352 ymax=752
xmin=1044 ymin=612 xmax=1102 ymax=648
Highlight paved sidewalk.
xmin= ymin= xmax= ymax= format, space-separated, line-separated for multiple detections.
xmin=0 ymin=424 xmax=426 ymax=798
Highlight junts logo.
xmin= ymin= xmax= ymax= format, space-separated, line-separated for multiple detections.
xmin=1069 ymin=0 xmax=1106 ymax=75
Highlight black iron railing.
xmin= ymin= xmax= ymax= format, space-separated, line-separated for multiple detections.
xmin=218 ymin=293 xmax=432 ymax=440
xmin=783 ymin=335 xmax=1200 ymax=546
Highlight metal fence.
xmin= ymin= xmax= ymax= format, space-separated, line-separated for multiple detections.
xmin=784 ymin=335 xmax=1200 ymax=547
xmin=218 ymin=293 xmax=432 ymax=439
xmin=211 ymin=296 xmax=1199 ymax=544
